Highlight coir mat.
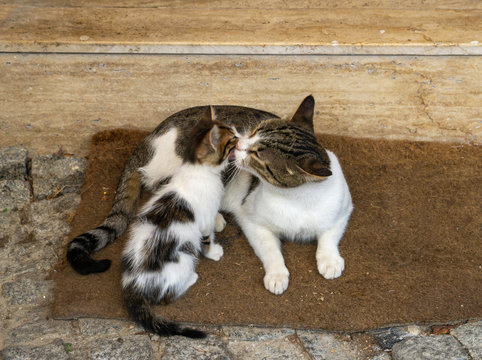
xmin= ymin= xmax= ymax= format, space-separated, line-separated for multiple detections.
xmin=52 ymin=129 xmax=482 ymax=331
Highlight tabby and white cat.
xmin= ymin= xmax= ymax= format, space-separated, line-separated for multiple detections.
xmin=67 ymin=105 xmax=274 ymax=276
xmin=122 ymin=107 xmax=237 ymax=338
xmin=66 ymin=95 xmax=352 ymax=335
xmin=221 ymin=96 xmax=353 ymax=295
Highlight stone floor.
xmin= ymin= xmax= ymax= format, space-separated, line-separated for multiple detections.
xmin=0 ymin=145 xmax=480 ymax=360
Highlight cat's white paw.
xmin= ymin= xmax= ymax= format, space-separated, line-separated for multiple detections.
xmin=264 ymin=270 xmax=290 ymax=295
xmin=215 ymin=213 xmax=227 ymax=232
xmin=204 ymin=243 xmax=224 ymax=261
xmin=317 ymin=254 xmax=345 ymax=279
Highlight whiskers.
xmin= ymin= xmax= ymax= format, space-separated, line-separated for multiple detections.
xmin=223 ymin=161 xmax=242 ymax=185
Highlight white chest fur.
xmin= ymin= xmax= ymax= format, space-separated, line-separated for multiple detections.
xmin=223 ymin=149 xmax=353 ymax=295
xmin=241 ymin=151 xmax=352 ymax=241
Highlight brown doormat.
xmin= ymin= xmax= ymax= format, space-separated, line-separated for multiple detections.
xmin=51 ymin=129 xmax=482 ymax=332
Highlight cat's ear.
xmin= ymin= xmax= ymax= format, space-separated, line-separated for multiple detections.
xmin=291 ymin=95 xmax=315 ymax=132
xmin=200 ymin=106 xmax=220 ymax=150
xmin=296 ymin=157 xmax=332 ymax=180
xmin=208 ymin=124 xmax=221 ymax=150
xmin=200 ymin=105 xmax=215 ymax=124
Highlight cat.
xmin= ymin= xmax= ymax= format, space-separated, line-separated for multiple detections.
xmin=67 ymin=105 xmax=275 ymax=275
xmin=121 ymin=107 xmax=237 ymax=338
xmin=221 ymin=95 xmax=353 ymax=295
xmin=66 ymin=95 xmax=351 ymax=315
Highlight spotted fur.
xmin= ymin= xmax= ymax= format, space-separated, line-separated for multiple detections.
xmin=67 ymin=105 xmax=273 ymax=275
xmin=121 ymin=107 xmax=237 ymax=338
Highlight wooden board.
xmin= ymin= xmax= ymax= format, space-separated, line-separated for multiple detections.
xmin=0 ymin=2 xmax=480 ymax=54
xmin=1 ymin=54 xmax=480 ymax=156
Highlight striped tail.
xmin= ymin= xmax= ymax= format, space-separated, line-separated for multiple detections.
xmin=123 ymin=284 xmax=206 ymax=339
xmin=67 ymin=145 xmax=147 ymax=275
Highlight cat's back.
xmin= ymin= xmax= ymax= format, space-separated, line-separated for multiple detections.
xmin=152 ymin=105 xmax=278 ymax=137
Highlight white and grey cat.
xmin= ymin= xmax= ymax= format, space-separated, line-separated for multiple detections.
xmin=121 ymin=107 xmax=237 ymax=338
xmin=222 ymin=95 xmax=353 ymax=294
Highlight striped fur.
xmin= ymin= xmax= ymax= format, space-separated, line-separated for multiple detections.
xmin=221 ymin=95 xmax=353 ymax=295
xmin=67 ymin=149 xmax=147 ymax=274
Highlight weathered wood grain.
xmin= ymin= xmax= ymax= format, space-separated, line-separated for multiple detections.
xmin=0 ymin=4 xmax=480 ymax=54
xmin=1 ymin=54 xmax=479 ymax=156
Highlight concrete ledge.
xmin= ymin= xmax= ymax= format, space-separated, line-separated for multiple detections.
xmin=0 ymin=4 xmax=481 ymax=55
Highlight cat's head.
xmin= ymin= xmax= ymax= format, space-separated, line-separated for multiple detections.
xmin=185 ymin=106 xmax=238 ymax=166
xmin=234 ymin=95 xmax=332 ymax=187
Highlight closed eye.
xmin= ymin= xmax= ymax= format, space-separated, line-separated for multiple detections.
xmin=248 ymin=146 xmax=265 ymax=157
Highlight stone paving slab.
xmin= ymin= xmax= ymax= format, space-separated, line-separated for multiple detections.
xmin=372 ymin=325 xmax=428 ymax=350
xmin=451 ymin=320 xmax=482 ymax=359
xmin=2 ymin=339 xmax=70 ymax=360
xmin=0 ymin=146 xmax=27 ymax=181
xmin=0 ymin=180 xmax=31 ymax=211
xmin=31 ymin=155 xmax=86 ymax=200
xmin=0 ymin=145 xmax=481 ymax=360
xmin=391 ymin=335 xmax=471 ymax=360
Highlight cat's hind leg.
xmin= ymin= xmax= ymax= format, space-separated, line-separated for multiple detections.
xmin=202 ymin=233 xmax=224 ymax=261
xmin=316 ymin=215 xmax=350 ymax=280
xmin=214 ymin=213 xmax=227 ymax=232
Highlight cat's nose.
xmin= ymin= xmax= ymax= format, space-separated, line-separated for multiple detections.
xmin=235 ymin=141 xmax=246 ymax=151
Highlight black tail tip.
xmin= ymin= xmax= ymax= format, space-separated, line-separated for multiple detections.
xmin=180 ymin=328 xmax=207 ymax=339
xmin=67 ymin=248 xmax=112 ymax=275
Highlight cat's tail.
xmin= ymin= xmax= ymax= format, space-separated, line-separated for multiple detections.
xmin=123 ymin=284 xmax=206 ymax=339
xmin=67 ymin=143 xmax=148 ymax=275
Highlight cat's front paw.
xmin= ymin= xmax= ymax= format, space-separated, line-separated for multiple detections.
xmin=264 ymin=270 xmax=289 ymax=295
xmin=204 ymin=243 xmax=224 ymax=261
xmin=317 ymin=254 xmax=345 ymax=279
xmin=214 ymin=213 xmax=227 ymax=232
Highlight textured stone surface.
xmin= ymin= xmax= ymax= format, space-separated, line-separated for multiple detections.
xmin=1 ymin=236 xmax=59 ymax=276
xmin=370 ymin=353 xmax=392 ymax=360
xmin=87 ymin=338 xmax=152 ymax=360
xmin=1 ymin=278 xmax=54 ymax=305
xmin=0 ymin=146 xmax=27 ymax=181
xmin=297 ymin=330 xmax=361 ymax=360
xmin=2 ymin=3 xmax=481 ymax=55
xmin=31 ymin=155 xmax=86 ymax=199
xmin=5 ymin=319 xmax=73 ymax=347
xmin=2 ymin=339 xmax=70 ymax=360
xmin=0 ymin=211 xmax=24 ymax=248
xmin=2 ymin=54 xmax=480 ymax=159
xmin=0 ymin=180 xmax=31 ymax=211
xmin=0 ymin=194 xmax=80 ymax=276
xmin=221 ymin=326 xmax=295 ymax=341
xmin=162 ymin=335 xmax=230 ymax=360
xmin=24 ymin=195 xmax=80 ymax=247
xmin=392 ymin=335 xmax=470 ymax=360
xmin=26 ymin=193 xmax=81 ymax=224
xmin=79 ymin=318 xmax=143 ymax=336
xmin=226 ymin=337 xmax=305 ymax=360
xmin=451 ymin=320 xmax=482 ymax=360
xmin=373 ymin=326 xmax=426 ymax=350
